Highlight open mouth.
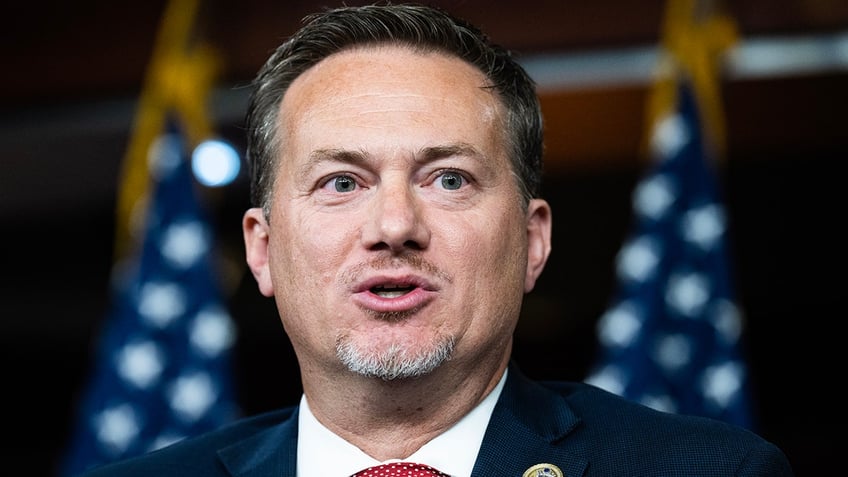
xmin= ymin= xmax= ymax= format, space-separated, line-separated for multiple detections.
xmin=371 ymin=284 xmax=416 ymax=298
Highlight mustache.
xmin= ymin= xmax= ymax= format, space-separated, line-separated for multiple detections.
xmin=340 ymin=252 xmax=453 ymax=286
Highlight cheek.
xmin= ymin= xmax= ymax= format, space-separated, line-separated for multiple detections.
xmin=271 ymin=211 xmax=356 ymax=290
xmin=268 ymin=214 xmax=355 ymax=344
xmin=444 ymin=211 xmax=527 ymax=283
xmin=443 ymin=214 xmax=527 ymax=342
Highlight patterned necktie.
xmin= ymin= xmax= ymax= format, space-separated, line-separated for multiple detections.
xmin=351 ymin=461 xmax=450 ymax=477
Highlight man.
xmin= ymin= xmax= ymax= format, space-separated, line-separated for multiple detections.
xmin=78 ymin=3 xmax=794 ymax=476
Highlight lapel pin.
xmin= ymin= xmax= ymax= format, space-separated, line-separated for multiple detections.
xmin=522 ymin=463 xmax=563 ymax=477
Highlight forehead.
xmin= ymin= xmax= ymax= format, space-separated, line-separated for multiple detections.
xmin=277 ymin=45 xmax=506 ymax=142
xmin=289 ymin=43 xmax=493 ymax=97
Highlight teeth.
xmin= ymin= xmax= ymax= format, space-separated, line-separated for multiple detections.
xmin=372 ymin=285 xmax=414 ymax=298
xmin=375 ymin=290 xmax=408 ymax=298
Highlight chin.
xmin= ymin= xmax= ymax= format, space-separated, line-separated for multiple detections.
xmin=336 ymin=334 xmax=456 ymax=381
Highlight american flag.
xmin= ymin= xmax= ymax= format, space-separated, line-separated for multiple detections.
xmin=584 ymin=80 xmax=754 ymax=430
xmin=60 ymin=124 xmax=238 ymax=475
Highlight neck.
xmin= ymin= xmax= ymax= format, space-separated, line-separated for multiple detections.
xmin=302 ymin=354 xmax=509 ymax=461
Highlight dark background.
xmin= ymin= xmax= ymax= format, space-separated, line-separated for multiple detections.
xmin=2 ymin=1 xmax=844 ymax=475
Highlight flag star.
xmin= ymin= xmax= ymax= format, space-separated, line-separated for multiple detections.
xmin=681 ymin=204 xmax=726 ymax=251
xmin=585 ymin=365 xmax=628 ymax=396
xmin=190 ymin=306 xmax=236 ymax=357
xmin=651 ymin=112 xmax=690 ymax=159
xmin=652 ymin=333 xmax=693 ymax=371
xmin=634 ymin=174 xmax=677 ymax=221
xmin=169 ymin=372 xmax=217 ymax=422
xmin=160 ymin=220 xmax=208 ymax=269
xmin=148 ymin=432 xmax=185 ymax=452
xmin=148 ymin=133 xmax=182 ymax=179
xmin=639 ymin=393 xmax=678 ymax=414
xmin=701 ymin=361 xmax=744 ymax=409
xmin=597 ymin=301 xmax=643 ymax=348
xmin=711 ymin=299 xmax=744 ymax=344
xmin=587 ymin=84 xmax=754 ymax=429
xmin=64 ymin=124 xmax=240 ymax=475
xmin=665 ymin=272 xmax=710 ymax=317
xmin=94 ymin=404 xmax=140 ymax=454
xmin=138 ymin=282 xmax=187 ymax=327
xmin=115 ymin=340 xmax=165 ymax=389
xmin=617 ymin=236 xmax=661 ymax=283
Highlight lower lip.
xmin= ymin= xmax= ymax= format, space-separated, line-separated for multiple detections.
xmin=351 ymin=288 xmax=436 ymax=313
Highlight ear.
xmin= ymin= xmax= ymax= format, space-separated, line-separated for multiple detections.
xmin=524 ymin=198 xmax=552 ymax=293
xmin=242 ymin=207 xmax=275 ymax=297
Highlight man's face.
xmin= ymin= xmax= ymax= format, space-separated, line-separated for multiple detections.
xmin=243 ymin=46 xmax=551 ymax=380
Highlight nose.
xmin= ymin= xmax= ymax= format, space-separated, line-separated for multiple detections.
xmin=361 ymin=179 xmax=430 ymax=253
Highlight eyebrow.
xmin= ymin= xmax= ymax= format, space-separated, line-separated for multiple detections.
xmin=306 ymin=148 xmax=369 ymax=167
xmin=298 ymin=142 xmax=486 ymax=178
xmin=297 ymin=148 xmax=369 ymax=181
xmin=415 ymin=143 xmax=484 ymax=164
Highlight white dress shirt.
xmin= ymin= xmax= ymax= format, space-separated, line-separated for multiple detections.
xmin=296 ymin=369 xmax=507 ymax=477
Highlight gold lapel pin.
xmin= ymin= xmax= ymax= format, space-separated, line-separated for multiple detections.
xmin=522 ymin=463 xmax=563 ymax=477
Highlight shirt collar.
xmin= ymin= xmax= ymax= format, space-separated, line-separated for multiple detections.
xmin=296 ymin=369 xmax=508 ymax=477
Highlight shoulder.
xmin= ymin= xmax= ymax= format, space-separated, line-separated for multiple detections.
xmin=73 ymin=407 xmax=297 ymax=477
xmin=543 ymin=379 xmax=756 ymax=438
xmin=538 ymin=380 xmax=794 ymax=475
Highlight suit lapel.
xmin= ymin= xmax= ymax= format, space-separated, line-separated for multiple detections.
xmin=212 ymin=365 xmax=590 ymax=477
xmin=216 ymin=406 xmax=299 ymax=477
xmin=471 ymin=364 xmax=589 ymax=477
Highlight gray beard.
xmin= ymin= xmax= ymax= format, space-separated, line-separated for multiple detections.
xmin=336 ymin=336 xmax=456 ymax=381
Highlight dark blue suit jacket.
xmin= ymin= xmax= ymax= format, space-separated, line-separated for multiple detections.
xmin=77 ymin=363 xmax=794 ymax=476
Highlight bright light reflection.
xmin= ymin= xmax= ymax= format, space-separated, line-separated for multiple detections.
xmin=191 ymin=139 xmax=240 ymax=187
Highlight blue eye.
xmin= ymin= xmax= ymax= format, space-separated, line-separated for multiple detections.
xmin=439 ymin=171 xmax=464 ymax=190
xmin=332 ymin=175 xmax=357 ymax=192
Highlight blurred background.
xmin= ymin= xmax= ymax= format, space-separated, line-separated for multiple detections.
xmin=2 ymin=0 xmax=845 ymax=475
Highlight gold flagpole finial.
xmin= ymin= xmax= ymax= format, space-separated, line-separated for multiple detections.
xmin=642 ymin=0 xmax=738 ymax=160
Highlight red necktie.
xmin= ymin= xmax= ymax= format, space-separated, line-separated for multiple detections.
xmin=351 ymin=461 xmax=450 ymax=477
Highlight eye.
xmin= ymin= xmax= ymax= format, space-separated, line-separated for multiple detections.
xmin=437 ymin=171 xmax=465 ymax=190
xmin=328 ymin=174 xmax=357 ymax=192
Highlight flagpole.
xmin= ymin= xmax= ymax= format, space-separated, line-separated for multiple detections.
xmin=642 ymin=0 xmax=737 ymax=161
xmin=114 ymin=0 xmax=219 ymax=262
